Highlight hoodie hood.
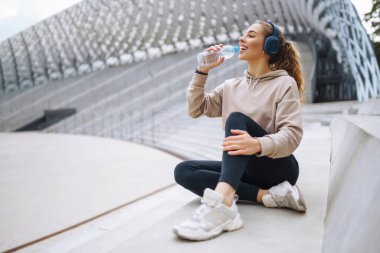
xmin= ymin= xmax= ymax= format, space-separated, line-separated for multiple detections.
xmin=243 ymin=69 xmax=289 ymax=80
xmin=243 ymin=69 xmax=289 ymax=89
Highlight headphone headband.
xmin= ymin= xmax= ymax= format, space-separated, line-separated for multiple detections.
xmin=267 ymin=21 xmax=279 ymax=38
xmin=263 ymin=20 xmax=280 ymax=56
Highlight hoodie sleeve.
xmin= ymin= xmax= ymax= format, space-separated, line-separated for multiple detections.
xmin=187 ymin=73 xmax=224 ymax=118
xmin=255 ymin=82 xmax=303 ymax=159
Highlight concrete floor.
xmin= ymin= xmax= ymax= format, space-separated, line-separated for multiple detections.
xmin=0 ymin=132 xmax=182 ymax=252
xmin=0 ymin=120 xmax=331 ymax=253
xmin=110 ymin=122 xmax=331 ymax=253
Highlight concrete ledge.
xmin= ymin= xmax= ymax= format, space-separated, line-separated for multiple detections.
xmin=355 ymin=96 xmax=380 ymax=115
xmin=322 ymin=114 xmax=380 ymax=253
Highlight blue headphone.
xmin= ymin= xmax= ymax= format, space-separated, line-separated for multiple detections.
xmin=263 ymin=21 xmax=280 ymax=56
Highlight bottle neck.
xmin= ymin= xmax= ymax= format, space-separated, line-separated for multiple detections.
xmin=232 ymin=46 xmax=240 ymax=53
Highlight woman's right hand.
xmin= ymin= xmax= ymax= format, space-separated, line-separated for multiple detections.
xmin=197 ymin=44 xmax=225 ymax=74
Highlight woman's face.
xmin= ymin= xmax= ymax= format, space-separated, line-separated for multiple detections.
xmin=238 ymin=23 xmax=267 ymax=62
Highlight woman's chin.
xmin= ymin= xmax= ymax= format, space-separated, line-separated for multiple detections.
xmin=238 ymin=54 xmax=247 ymax=61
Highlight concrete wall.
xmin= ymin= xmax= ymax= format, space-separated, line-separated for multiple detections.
xmin=322 ymin=97 xmax=380 ymax=253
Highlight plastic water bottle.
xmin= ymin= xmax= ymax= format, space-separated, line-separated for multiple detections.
xmin=197 ymin=45 xmax=240 ymax=66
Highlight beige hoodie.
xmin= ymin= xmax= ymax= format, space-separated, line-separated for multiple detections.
xmin=186 ymin=69 xmax=303 ymax=159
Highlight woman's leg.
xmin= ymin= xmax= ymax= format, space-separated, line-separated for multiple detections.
xmin=174 ymin=160 xmax=222 ymax=197
xmin=175 ymin=111 xmax=299 ymax=205
xmin=216 ymin=111 xmax=299 ymax=204
xmin=174 ymin=160 xmax=259 ymax=202
xmin=173 ymin=112 xmax=303 ymax=240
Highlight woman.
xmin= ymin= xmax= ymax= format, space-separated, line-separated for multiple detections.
xmin=172 ymin=20 xmax=306 ymax=241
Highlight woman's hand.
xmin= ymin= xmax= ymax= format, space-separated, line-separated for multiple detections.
xmin=197 ymin=44 xmax=225 ymax=74
xmin=222 ymin=129 xmax=262 ymax=155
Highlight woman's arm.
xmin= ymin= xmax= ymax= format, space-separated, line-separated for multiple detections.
xmin=187 ymin=73 xmax=224 ymax=118
xmin=187 ymin=44 xmax=226 ymax=118
xmin=223 ymin=129 xmax=262 ymax=155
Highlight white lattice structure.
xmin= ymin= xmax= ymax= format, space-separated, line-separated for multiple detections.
xmin=0 ymin=0 xmax=379 ymax=101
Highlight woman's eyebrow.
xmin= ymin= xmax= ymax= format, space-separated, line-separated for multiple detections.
xmin=244 ymin=30 xmax=257 ymax=34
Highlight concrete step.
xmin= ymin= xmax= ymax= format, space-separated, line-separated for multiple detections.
xmin=18 ymin=186 xmax=197 ymax=253
xmin=0 ymin=51 xmax=198 ymax=132
xmin=5 ymin=122 xmax=331 ymax=253
xmin=155 ymin=139 xmax=221 ymax=160
xmin=67 ymin=59 xmax=245 ymax=138
xmin=0 ymin=132 xmax=182 ymax=252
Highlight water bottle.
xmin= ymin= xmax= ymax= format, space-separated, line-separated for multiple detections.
xmin=197 ymin=45 xmax=240 ymax=66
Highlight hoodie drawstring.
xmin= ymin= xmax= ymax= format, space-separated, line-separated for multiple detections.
xmin=246 ymin=77 xmax=260 ymax=90
xmin=252 ymin=78 xmax=260 ymax=89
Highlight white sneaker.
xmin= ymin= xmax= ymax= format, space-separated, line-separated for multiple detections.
xmin=262 ymin=181 xmax=307 ymax=212
xmin=173 ymin=188 xmax=243 ymax=240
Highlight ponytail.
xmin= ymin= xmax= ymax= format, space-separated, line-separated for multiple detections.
xmin=257 ymin=21 xmax=305 ymax=99
xmin=272 ymin=41 xmax=305 ymax=97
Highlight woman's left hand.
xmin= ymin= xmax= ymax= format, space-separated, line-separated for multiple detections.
xmin=223 ymin=129 xmax=262 ymax=155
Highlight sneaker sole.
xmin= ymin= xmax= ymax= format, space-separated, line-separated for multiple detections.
xmin=287 ymin=186 xmax=307 ymax=212
xmin=173 ymin=214 xmax=243 ymax=241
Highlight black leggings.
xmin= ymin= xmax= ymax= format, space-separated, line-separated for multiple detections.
xmin=174 ymin=112 xmax=299 ymax=203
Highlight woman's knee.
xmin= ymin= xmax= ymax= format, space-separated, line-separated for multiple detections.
xmin=226 ymin=111 xmax=266 ymax=136
xmin=226 ymin=111 xmax=247 ymax=123
xmin=174 ymin=161 xmax=193 ymax=186
xmin=226 ymin=111 xmax=254 ymax=126
xmin=225 ymin=112 xmax=244 ymax=130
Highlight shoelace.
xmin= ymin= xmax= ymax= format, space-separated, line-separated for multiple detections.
xmin=193 ymin=193 xmax=239 ymax=221
xmin=192 ymin=203 xmax=212 ymax=221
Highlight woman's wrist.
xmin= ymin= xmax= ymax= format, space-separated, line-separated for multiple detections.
xmin=196 ymin=66 xmax=209 ymax=75
xmin=252 ymin=137 xmax=262 ymax=155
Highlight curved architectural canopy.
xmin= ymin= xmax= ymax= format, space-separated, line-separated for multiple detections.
xmin=0 ymin=0 xmax=378 ymax=101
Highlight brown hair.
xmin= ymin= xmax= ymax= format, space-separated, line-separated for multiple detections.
xmin=257 ymin=20 xmax=305 ymax=98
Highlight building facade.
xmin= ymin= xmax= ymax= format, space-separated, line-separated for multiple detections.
xmin=0 ymin=0 xmax=379 ymax=101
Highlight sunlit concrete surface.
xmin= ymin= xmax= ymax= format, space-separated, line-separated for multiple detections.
xmin=0 ymin=132 xmax=181 ymax=252
xmin=322 ymin=99 xmax=380 ymax=253
xmin=8 ymin=121 xmax=330 ymax=253
xmin=107 ymin=122 xmax=331 ymax=253
xmin=2 ymin=99 xmax=379 ymax=253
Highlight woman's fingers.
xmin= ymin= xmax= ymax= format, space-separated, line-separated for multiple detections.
xmin=206 ymin=46 xmax=217 ymax=52
xmin=228 ymin=150 xmax=246 ymax=155
xmin=216 ymin=56 xmax=225 ymax=65
xmin=200 ymin=44 xmax=225 ymax=71
xmin=207 ymin=56 xmax=224 ymax=68
xmin=215 ymin=44 xmax=223 ymax=50
xmin=223 ymin=139 xmax=244 ymax=148
xmin=223 ymin=144 xmax=240 ymax=151
xmin=205 ymin=44 xmax=224 ymax=52
xmin=230 ymin=129 xmax=247 ymax=134
xmin=223 ymin=139 xmax=243 ymax=145
xmin=224 ymin=135 xmax=242 ymax=141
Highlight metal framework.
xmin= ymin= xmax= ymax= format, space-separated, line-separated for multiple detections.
xmin=0 ymin=0 xmax=378 ymax=101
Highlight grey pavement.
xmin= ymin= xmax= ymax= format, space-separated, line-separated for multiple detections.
xmin=0 ymin=132 xmax=182 ymax=252
xmin=0 ymin=120 xmax=331 ymax=253
xmin=5 ymin=99 xmax=379 ymax=252
xmin=109 ymin=122 xmax=331 ymax=253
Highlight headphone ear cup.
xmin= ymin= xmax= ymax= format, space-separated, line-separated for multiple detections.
xmin=264 ymin=36 xmax=280 ymax=56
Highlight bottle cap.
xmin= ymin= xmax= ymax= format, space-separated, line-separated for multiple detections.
xmin=232 ymin=46 xmax=240 ymax=53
